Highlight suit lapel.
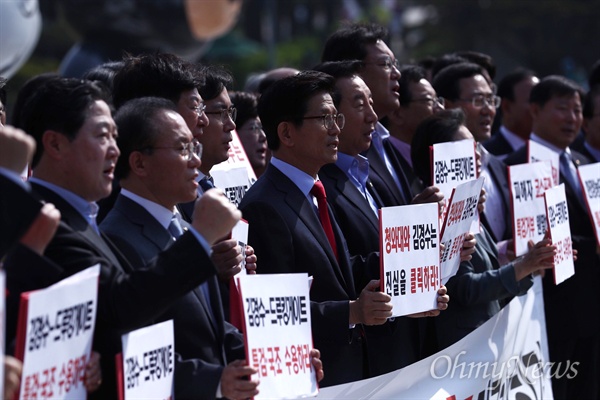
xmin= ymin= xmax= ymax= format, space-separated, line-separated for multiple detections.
xmin=267 ymin=166 xmax=351 ymax=292
xmin=364 ymin=145 xmax=405 ymax=205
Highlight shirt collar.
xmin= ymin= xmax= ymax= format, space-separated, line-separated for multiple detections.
xmin=29 ymin=177 xmax=99 ymax=226
xmin=270 ymin=156 xmax=316 ymax=197
xmin=530 ymin=133 xmax=567 ymax=155
xmin=120 ymin=188 xmax=176 ymax=230
xmin=336 ymin=152 xmax=370 ymax=189
xmin=499 ymin=125 xmax=527 ymax=151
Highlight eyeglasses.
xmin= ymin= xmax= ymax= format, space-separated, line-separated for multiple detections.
xmin=409 ymin=97 xmax=445 ymax=108
xmin=457 ymin=94 xmax=501 ymax=109
xmin=141 ymin=139 xmax=203 ymax=161
xmin=302 ymin=113 xmax=345 ymax=130
xmin=192 ymin=103 xmax=206 ymax=118
xmin=205 ymin=107 xmax=237 ymax=123
xmin=364 ymin=57 xmax=400 ymax=71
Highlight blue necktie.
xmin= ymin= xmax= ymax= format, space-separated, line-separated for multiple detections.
xmin=200 ymin=176 xmax=215 ymax=191
xmin=559 ymin=151 xmax=585 ymax=207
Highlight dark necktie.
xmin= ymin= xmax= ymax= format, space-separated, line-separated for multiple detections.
xmin=559 ymin=151 xmax=585 ymax=207
xmin=169 ymin=214 xmax=214 ymax=317
xmin=200 ymin=176 xmax=215 ymax=191
xmin=310 ymin=181 xmax=338 ymax=260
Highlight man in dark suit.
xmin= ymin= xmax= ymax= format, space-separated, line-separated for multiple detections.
xmin=313 ymin=61 xmax=449 ymax=376
xmin=434 ymin=62 xmax=512 ymax=245
xmin=322 ymin=23 xmax=416 ymax=207
xmin=576 ymin=87 xmax=600 ymax=162
xmin=484 ymin=69 xmax=539 ymax=159
xmin=239 ymin=71 xmax=395 ymax=387
xmin=4 ymin=77 xmax=242 ymax=398
xmin=504 ymin=75 xmax=600 ymax=399
xmin=385 ymin=65 xmax=444 ymax=198
xmin=100 ymin=97 xmax=264 ymax=399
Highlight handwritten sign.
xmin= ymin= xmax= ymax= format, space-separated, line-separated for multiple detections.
xmin=237 ymin=274 xmax=317 ymax=399
xmin=544 ymin=184 xmax=575 ymax=285
xmin=121 ymin=320 xmax=174 ymax=400
xmin=577 ymin=162 xmax=600 ymax=246
xmin=439 ymin=177 xmax=485 ymax=283
xmin=379 ymin=203 xmax=440 ymax=316
xmin=508 ymin=161 xmax=553 ymax=257
xmin=528 ymin=140 xmax=559 ymax=186
xmin=16 ymin=265 xmax=100 ymax=400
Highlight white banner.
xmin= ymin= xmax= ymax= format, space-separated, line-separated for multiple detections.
xmin=577 ymin=162 xmax=600 ymax=246
xmin=544 ymin=184 xmax=575 ymax=285
xmin=121 ymin=320 xmax=174 ymax=400
xmin=17 ymin=265 xmax=100 ymax=400
xmin=317 ymin=277 xmax=555 ymax=400
xmin=379 ymin=203 xmax=440 ymax=317
xmin=508 ymin=161 xmax=553 ymax=257
xmin=238 ymin=273 xmax=317 ymax=399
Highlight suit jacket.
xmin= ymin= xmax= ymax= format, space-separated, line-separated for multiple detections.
xmin=101 ymin=194 xmax=244 ymax=400
xmin=433 ymin=226 xmax=531 ymax=350
xmin=0 ymin=173 xmax=42 ymax=258
xmin=240 ymin=164 xmax=380 ymax=387
xmin=482 ymin=131 xmax=515 ymax=157
xmin=505 ymin=147 xmax=600 ymax=342
xmin=4 ymin=183 xmax=215 ymax=399
xmin=481 ymin=154 xmax=513 ymax=242
xmin=362 ymin=143 xmax=408 ymax=207
xmin=577 ymin=143 xmax=599 ymax=163
xmin=383 ymin=139 xmax=425 ymax=199
xmin=319 ymin=163 xmax=420 ymax=375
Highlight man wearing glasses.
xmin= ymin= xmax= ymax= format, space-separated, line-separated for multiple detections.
xmin=386 ymin=65 xmax=445 ymax=198
xmin=240 ymin=71 xmax=394 ymax=387
xmin=434 ymin=62 xmax=512 ymax=246
xmin=100 ymin=97 xmax=269 ymax=400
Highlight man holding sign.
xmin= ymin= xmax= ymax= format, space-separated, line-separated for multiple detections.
xmin=505 ymin=75 xmax=600 ymax=399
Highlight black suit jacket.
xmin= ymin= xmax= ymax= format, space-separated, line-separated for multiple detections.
xmin=481 ymin=154 xmax=513 ymax=242
xmin=319 ymin=163 xmax=420 ymax=375
xmin=4 ymin=183 xmax=215 ymax=399
xmin=0 ymin=173 xmax=42 ymax=258
xmin=362 ymin=142 xmax=408 ymax=207
xmin=482 ymin=130 xmax=515 ymax=157
xmin=240 ymin=164 xmax=381 ymax=386
xmin=101 ymin=194 xmax=245 ymax=399
xmin=505 ymin=147 xmax=600 ymax=342
xmin=383 ymin=139 xmax=425 ymax=199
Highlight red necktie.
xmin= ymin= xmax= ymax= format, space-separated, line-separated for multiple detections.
xmin=310 ymin=181 xmax=338 ymax=260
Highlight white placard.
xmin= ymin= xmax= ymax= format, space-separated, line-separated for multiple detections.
xmin=212 ymin=166 xmax=252 ymax=207
xmin=431 ymin=139 xmax=477 ymax=201
xmin=578 ymin=162 xmax=600 ymax=246
xmin=508 ymin=161 xmax=553 ymax=256
xmin=211 ymin=129 xmax=257 ymax=186
xmin=121 ymin=320 xmax=174 ymax=400
xmin=379 ymin=203 xmax=440 ymax=317
xmin=17 ymin=265 xmax=100 ymax=400
xmin=528 ymin=140 xmax=560 ymax=186
xmin=238 ymin=274 xmax=317 ymax=399
xmin=232 ymin=218 xmax=250 ymax=277
xmin=544 ymin=184 xmax=575 ymax=285
xmin=439 ymin=177 xmax=485 ymax=284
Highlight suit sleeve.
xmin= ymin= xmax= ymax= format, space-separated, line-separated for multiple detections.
xmin=173 ymin=353 xmax=223 ymax=400
xmin=242 ymin=201 xmax=351 ymax=342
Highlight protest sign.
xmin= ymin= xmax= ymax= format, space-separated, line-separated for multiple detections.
xmin=119 ymin=320 xmax=174 ymax=400
xmin=544 ymin=184 xmax=575 ymax=285
xmin=15 ymin=265 xmax=100 ymax=400
xmin=237 ymin=273 xmax=317 ymax=399
xmin=528 ymin=140 xmax=559 ymax=186
xmin=508 ymin=161 xmax=553 ymax=257
xmin=379 ymin=203 xmax=440 ymax=317
xmin=577 ymin=162 xmax=600 ymax=246
xmin=317 ymin=277 xmax=554 ymax=400
xmin=439 ymin=177 xmax=485 ymax=283
xmin=212 ymin=166 xmax=252 ymax=207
